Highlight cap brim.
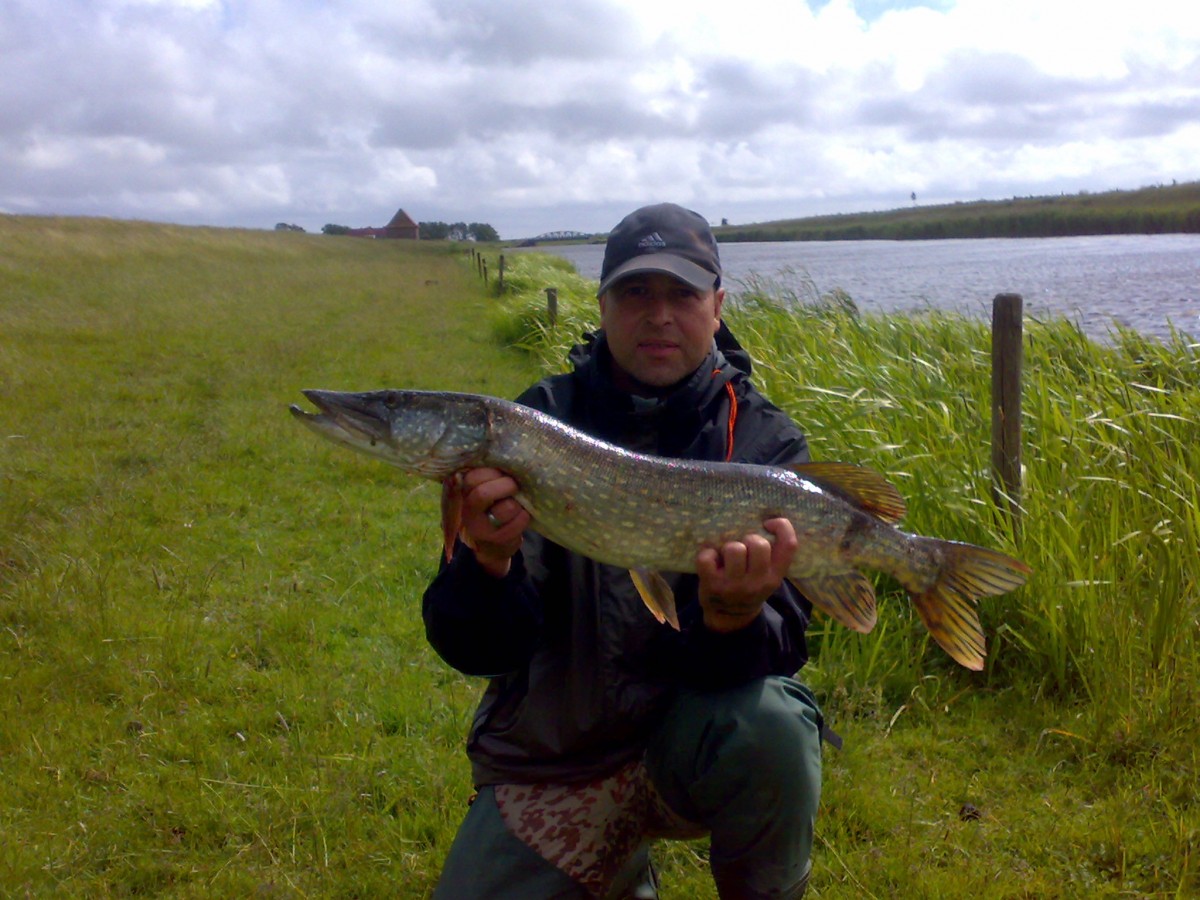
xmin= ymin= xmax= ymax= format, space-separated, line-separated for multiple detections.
xmin=596 ymin=253 xmax=719 ymax=297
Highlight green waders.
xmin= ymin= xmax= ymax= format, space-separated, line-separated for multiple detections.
xmin=432 ymin=675 xmax=822 ymax=899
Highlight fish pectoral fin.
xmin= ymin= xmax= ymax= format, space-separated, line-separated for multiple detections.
xmin=788 ymin=572 xmax=878 ymax=633
xmin=440 ymin=474 xmax=464 ymax=562
xmin=629 ymin=568 xmax=680 ymax=631
xmin=786 ymin=462 xmax=907 ymax=524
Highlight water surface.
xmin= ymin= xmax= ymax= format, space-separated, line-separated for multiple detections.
xmin=527 ymin=235 xmax=1200 ymax=342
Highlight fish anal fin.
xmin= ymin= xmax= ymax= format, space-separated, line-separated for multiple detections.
xmin=911 ymin=585 xmax=987 ymax=671
xmin=788 ymin=572 xmax=878 ymax=633
xmin=629 ymin=568 xmax=680 ymax=631
xmin=440 ymin=475 xmax=463 ymax=562
xmin=787 ymin=461 xmax=907 ymax=524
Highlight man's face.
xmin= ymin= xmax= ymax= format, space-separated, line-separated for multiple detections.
xmin=599 ymin=272 xmax=724 ymax=394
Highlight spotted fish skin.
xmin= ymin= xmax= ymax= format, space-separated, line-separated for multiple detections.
xmin=291 ymin=389 xmax=1031 ymax=670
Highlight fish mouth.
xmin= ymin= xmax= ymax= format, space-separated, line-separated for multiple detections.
xmin=290 ymin=389 xmax=392 ymax=445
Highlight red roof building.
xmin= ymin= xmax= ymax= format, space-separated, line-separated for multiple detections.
xmin=348 ymin=208 xmax=420 ymax=239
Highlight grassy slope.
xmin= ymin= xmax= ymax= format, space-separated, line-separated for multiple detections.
xmin=711 ymin=181 xmax=1200 ymax=241
xmin=2 ymin=220 xmax=1196 ymax=897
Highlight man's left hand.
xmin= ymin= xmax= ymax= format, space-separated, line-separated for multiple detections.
xmin=696 ymin=518 xmax=798 ymax=633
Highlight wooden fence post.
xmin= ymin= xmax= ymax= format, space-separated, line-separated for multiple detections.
xmin=991 ymin=293 xmax=1023 ymax=534
xmin=545 ymin=288 xmax=558 ymax=325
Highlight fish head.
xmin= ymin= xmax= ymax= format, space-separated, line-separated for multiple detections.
xmin=290 ymin=389 xmax=491 ymax=478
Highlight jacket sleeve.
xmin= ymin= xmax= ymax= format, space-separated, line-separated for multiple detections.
xmin=422 ymin=542 xmax=546 ymax=677
xmin=421 ymin=379 xmax=570 ymax=678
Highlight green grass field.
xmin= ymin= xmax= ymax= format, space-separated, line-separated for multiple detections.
xmin=2 ymin=218 xmax=1197 ymax=897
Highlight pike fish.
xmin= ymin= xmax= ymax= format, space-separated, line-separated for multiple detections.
xmin=291 ymin=389 xmax=1031 ymax=670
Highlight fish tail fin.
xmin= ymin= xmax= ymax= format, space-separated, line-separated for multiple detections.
xmin=909 ymin=539 xmax=1032 ymax=670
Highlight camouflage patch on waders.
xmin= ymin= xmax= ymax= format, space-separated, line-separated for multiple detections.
xmin=494 ymin=759 xmax=707 ymax=897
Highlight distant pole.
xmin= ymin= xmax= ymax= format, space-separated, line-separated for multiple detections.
xmin=498 ymin=255 xmax=505 ymax=292
xmin=483 ymin=261 xmax=488 ymax=284
xmin=991 ymin=293 xmax=1023 ymax=534
xmin=545 ymin=287 xmax=558 ymax=325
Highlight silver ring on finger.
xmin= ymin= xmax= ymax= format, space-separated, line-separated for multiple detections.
xmin=486 ymin=510 xmax=503 ymax=528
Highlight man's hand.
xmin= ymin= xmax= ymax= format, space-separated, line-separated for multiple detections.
xmin=696 ymin=518 xmax=798 ymax=633
xmin=457 ymin=468 xmax=531 ymax=578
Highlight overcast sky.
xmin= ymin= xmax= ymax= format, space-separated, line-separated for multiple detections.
xmin=3 ymin=0 xmax=1198 ymax=239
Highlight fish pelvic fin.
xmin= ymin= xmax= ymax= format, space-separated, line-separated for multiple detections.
xmin=909 ymin=539 xmax=1032 ymax=671
xmin=440 ymin=474 xmax=463 ymax=563
xmin=788 ymin=572 xmax=878 ymax=633
xmin=787 ymin=462 xmax=907 ymax=524
xmin=629 ymin=568 xmax=680 ymax=631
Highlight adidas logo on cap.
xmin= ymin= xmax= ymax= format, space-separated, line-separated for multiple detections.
xmin=636 ymin=232 xmax=667 ymax=250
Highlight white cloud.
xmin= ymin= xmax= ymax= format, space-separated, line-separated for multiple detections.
xmin=1 ymin=0 xmax=1198 ymax=236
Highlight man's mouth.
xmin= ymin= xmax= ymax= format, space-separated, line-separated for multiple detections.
xmin=639 ymin=340 xmax=678 ymax=353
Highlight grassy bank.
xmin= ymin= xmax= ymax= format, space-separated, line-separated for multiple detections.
xmin=712 ymin=181 xmax=1200 ymax=241
xmin=2 ymin=220 xmax=1197 ymax=896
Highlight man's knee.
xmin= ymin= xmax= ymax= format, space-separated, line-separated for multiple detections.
xmin=729 ymin=677 xmax=819 ymax=760
xmin=646 ymin=676 xmax=822 ymax=821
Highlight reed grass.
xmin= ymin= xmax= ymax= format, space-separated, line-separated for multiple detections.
xmin=492 ymin=251 xmax=1200 ymax=896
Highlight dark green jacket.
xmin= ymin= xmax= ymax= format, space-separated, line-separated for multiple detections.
xmin=423 ymin=323 xmax=812 ymax=785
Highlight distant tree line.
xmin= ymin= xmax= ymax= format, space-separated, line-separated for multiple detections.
xmin=418 ymin=221 xmax=499 ymax=242
xmin=320 ymin=221 xmax=500 ymax=241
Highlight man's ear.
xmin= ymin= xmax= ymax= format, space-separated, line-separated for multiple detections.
xmin=712 ymin=288 xmax=726 ymax=332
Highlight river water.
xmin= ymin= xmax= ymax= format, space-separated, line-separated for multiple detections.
xmin=527 ymin=234 xmax=1200 ymax=343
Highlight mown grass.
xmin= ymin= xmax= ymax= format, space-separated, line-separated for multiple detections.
xmin=0 ymin=217 xmax=539 ymax=896
xmin=2 ymin=220 xmax=1197 ymax=897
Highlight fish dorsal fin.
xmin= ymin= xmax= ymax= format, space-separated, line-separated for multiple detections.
xmin=786 ymin=462 xmax=907 ymax=524
xmin=629 ymin=568 xmax=680 ymax=631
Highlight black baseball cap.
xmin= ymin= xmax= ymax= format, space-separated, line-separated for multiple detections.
xmin=597 ymin=203 xmax=721 ymax=297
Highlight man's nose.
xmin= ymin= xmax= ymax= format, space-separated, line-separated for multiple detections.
xmin=643 ymin=291 xmax=672 ymax=321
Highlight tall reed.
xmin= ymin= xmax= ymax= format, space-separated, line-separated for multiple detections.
xmin=494 ymin=253 xmax=1200 ymax=732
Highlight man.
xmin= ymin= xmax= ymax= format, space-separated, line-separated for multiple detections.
xmin=423 ymin=203 xmax=822 ymax=899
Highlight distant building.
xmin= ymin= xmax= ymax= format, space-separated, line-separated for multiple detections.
xmin=348 ymin=208 xmax=420 ymax=240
